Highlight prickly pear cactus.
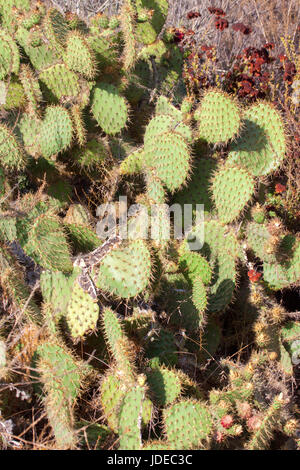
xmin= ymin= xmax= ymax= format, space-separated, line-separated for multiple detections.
xmin=96 ymin=240 xmax=151 ymax=298
xmin=91 ymin=83 xmax=128 ymax=135
xmin=163 ymin=400 xmax=213 ymax=449
xmin=66 ymin=280 xmax=99 ymax=340
xmin=194 ymin=89 xmax=241 ymax=144
xmin=35 ymin=342 xmax=82 ymax=449
xmin=228 ymin=102 xmax=286 ymax=176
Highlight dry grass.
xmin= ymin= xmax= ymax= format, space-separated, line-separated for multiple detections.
xmin=47 ymin=0 xmax=299 ymax=46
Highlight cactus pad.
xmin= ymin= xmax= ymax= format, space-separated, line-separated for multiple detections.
xmin=194 ymin=89 xmax=241 ymax=144
xmin=96 ymin=240 xmax=151 ymax=298
xmin=147 ymin=366 xmax=181 ymax=406
xmin=64 ymin=31 xmax=96 ymax=79
xmin=40 ymin=106 xmax=73 ymax=158
xmin=163 ymin=400 xmax=213 ymax=449
xmin=39 ymin=63 xmax=80 ymax=100
xmin=66 ymin=279 xmax=99 ymax=340
xmin=144 ymin=131 xmax=190 ymax=192
xmin=211 ymin=164 xmax=255 ymax=223
xmin=228 ymin=102 xmax=286 ymax=176
xmin=36 ymin=342 xmax=82 ymax=449
xmin=91 ymin=83 xmax=128 ymax=135
xmin=0 ymin=30 xmax=20 ymax=79
xmin=0 ymin=123 xmax=25 ymax=169
xmin=23 ymin=214 xmax=73 ymax=273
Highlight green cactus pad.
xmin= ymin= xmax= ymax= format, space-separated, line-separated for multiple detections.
xmin=179 ymin=249 xmax=212 ymax=286
xmin=145 ymin=169 xmax=166 ymax=204
xmin=36 ymin=342 xmax=82 ymax=449
xmin=135 ymin=0 xmax=169 ymax=45
xmin=228 ymin=102 xmax=287 ymax=176
xmin=65 ymin=223 xmax=101 ymax=253
xmin=21 ymin=11 xmax=41 ymax=30
xmin=0 ymin=30 xmax=20 ymax=79
xmin=0 ymin=217 xmax=17 ymax=242
xmin=70 ymin=105 xmax=86 ymax=147
xmin=145 ymin=328 xmax=178 ymax=367
xmin=102 ymin=307 xmax=135 ymax=382
xmin=66 ymin=280 xmax=99 ymax=340
xmin=91 ymin=83 xmax=128 ymax=135
xmin=191 ymin=276 xmax=208 ymax=313
xmin=40 ymin=268 xmax=79 ymax=320
xmin=163 ymin=400 xmax=213 ymax=449
xmin=101 ymin=371 xmax=128 ymax=432
xmin=40 ymin=106 xmax=73 ymax=158
xmin=120 ymin=148 xmax=144 ymax=175
xmin=264 ymin=238 xmax=300 ymax=289
xmin=39 ymin=63 xmax=80 ymax=100
xmin=64 ymin=31 xmax=97 ymax=79
xmin=144 ymin=114 xmax=192 ymax=145
xmin=87 ymin=30 xmax=119 ymax=68
xmin=77 ymin=421 xmax=111 ymax=450
xmin=174 ymin=157 xmax=217 ymax=215
xmin=194 ymin=89 xmax=241 ymax=144
xmin=42 ymin=8 xmax=69 ymax=55
xmin=247 ymin=224 xmax=300 ymax=289
xmin=96 ymin=240 xmax=151 ymax=298
xmin=246 ymin=222 xmax=274 ymax=262
xmin=199 ymin=317 xmax=222 ymax=362
xmin=144 ymin=131 xmax=190 ymax=192
xmin=125 ymin=59 xmax=151 ymax=104
xmin=73 ymin=139 xmax=108 ymax=169
xmin=0 ymin=266 xmax=41 ymax=323
xmin=47 ymin=179 xmax=73 ymax=208
xmin=161 ymin=273 xmax=205 ymax=331
xmin=147 ymin=366 xmax=181 ymax=406
xmin=188 ymin=220 xmax=239 ymax=312
xmin=0 ymin=123 xmax=25 ymax=169
xmin=280 ymin=321 xmax=300 ymax=371
xmin=16 ymin=198 xmax=54 ymax=247
xmin=143 ymin=440 xmax=174 ymax=450
xmin=19 ymin=63 xmax=42 ymax=115
xmin=155 ymin=95 xmax=183 ymax=120
xmin=118 ymin=385 xmax=145 ymax=450
xmin=64 ymin=203 xmax=91 ymax=226
xmin=23 ymin=214 xmax=73 ymax=273
xmin=18 ymin=113 xmax=42 ymax=157
xmin=120 ymin=0 xmax=137 ymax=71
xmin=211 ymin=164 xmax=255 ymax=223
xmin=3 ymin=79 xmax=26 ymax=109
xmin=246 ymin=395 xmax=284 ymax=450
xmin=23 ymin=40 xmax=59 ymax=71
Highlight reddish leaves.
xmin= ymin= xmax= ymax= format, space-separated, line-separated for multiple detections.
xmin=248 ymin=270 xmax=262 ymax=282
xmin=264 ymin=42 xmax=275 ymax=50
xmin=187 ymin=11 xmax=201 ymax=19
xmin=275 ymin=183 xmax=286 ymax=194
xmin=208 ymin=7 xmax=225 ymax=16
xmin=201 ymin=45 xmax=213 ymax=52
xmin=215 ymin=17 xmax=228 ymax=31
xmin=278 ymin=55 xmax=296 ymax=83
xmin=243 ymin=46 xmax=271 ymax=78
xmin=174 ymin=30 xmax=185 ymax=42
xmin=283 ymin=61 xmax=296 ymax=83
xmin=239 ymin=79 xmax=258 ymax=98
xmin=279 ymin=54 xmax=287 ymax=62
xmin=232 ymin=23 xmax=252 ymax=34
xmin=207 ymin=6 xmax=228 ymax=30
